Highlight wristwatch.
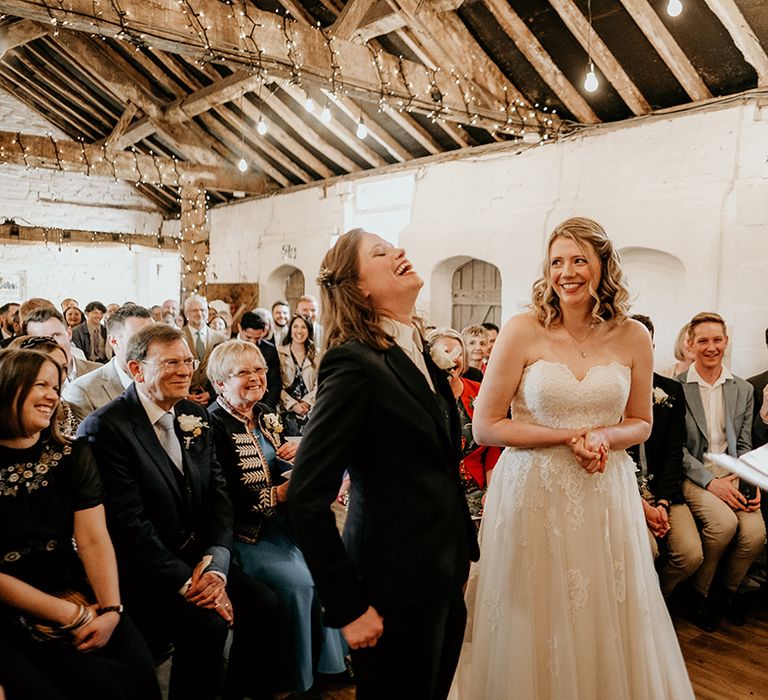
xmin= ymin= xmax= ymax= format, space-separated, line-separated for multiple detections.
xmin=96 ymin=604 xmax=124 ymax=616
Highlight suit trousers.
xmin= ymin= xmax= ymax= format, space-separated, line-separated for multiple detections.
xmin=126 ymin=563 xmax=280 ymax=700
xmin=646 ymin=503 xmax=704 ymax=597
xmin=351 ymin=587 xmax=466 ymax=700
xmin=683 ymin=472 xmax=766 ymax=596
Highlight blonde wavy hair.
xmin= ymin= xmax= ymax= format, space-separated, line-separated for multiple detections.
xmin=531 ymin=217 xmax=630 ymax=327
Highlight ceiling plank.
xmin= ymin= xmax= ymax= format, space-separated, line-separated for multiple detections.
xmin=0 ymin=18 xmax=46 ymax=59
xmin=0 ymin=222 xmax=178 ymax=248
xmin=382 ymin=104 xmax=441 ymax=154
xmin=619 ymin=0 xmax=711 ymax=102
xmin=0 ymin=128 xmax=270 ymax=192
xmin=329 ymin=0 xmax=377 ymax=40
xmin=103 ymin=102 xmax=139 ymax=150
xmin=437 ymin=120 xmax=470 ymax=148
xmin=482 ymin=0 xmax=600 ymax=124
xmin=275 ymin=0 xmax=318 ymax=27
xmin=279 ymin=80 xmax=389 ymax=168
xmin=702 ymin=0 xmax=768 ymax=85
xmin=547 ymin=0 xmax=651 ymax=115
xmin=356 ymin=8 xmax=407 ymax=42
xmin=0 ymin=0 xmax=550 ymax=132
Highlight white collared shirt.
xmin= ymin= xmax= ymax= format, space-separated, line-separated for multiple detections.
xmin=687 ymin=363 xmax=732 ymax=461
xmin=382 ymin=318 xmax=435 ymax=392
xmin=113 ymin=357 xmax=134 ymax=390
xmin=135 ymin=387 xmax=176 ymax=443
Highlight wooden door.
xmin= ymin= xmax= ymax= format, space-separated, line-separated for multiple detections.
xmin=285 ymin=268 xmax=305 ymax=313
xmin=451 ymin=259 xmax=501 ymax=330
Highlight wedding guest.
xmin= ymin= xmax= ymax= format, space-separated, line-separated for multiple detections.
xmin=272 ymin=300 xmax=290 ymax=346
xmin=236 ymin=312 xmax=281 ymax=411
xmin=659 ymin=323 xmax=695 ymax=378
xmin=0 ymin=303 xmax=18 ymax=341
xmin=629 ymin=315 xmax=703 ymax=598
xmin=60 ymin=298 xmax=79 ymax=313
xmin=162 ymin=298 xmax=179 ymax=319
xmin=20 ymin=298 xmax=56 ymax=324
xmin=278 ymin=316 xmax=318 ymax=437
xmin=288 ymin=229 xmax=478 ymax=700
xmin=78 ymin=324 xmax=279 ymax=700
xmin=72 ymin=302 xmax=109 ymax=364
xmin=747 ymin=327 xmax=768 ymax=448
xmin=182 ymin=294 xmax=227 ymax=406
xmin=460 ymin=324 xmax=488 ymax=383
xmin=252 ymin=308 xmax=275 ymax=342
xmin=0 ymin=310 xmax=20 ymax=349
xmin=64 ymin=306 xmax=85 ymax=330
xmin=678 ymin=312 xmax=765 ymax=630
xmin=24 ymin=307 xmax=99 ymax=384
xmin=0 ymin=349 xmax=160 ymax=700
xmin=426 ymin=328 xmax=501 ymax=519
xmin=149 ymin=305 xmax=163 ymax=323
xmin=480 ymin=322 xmax=499 ymax=362
xmin=13 ymin=336 xmax=81 ymax=438
xmin=210 ymin=312 xmax=232 ymax=336
xmin=105 ymin=304 xmax=120 ymax=322
xmin=63 ymin=304 xmax=154 ymax=420
xmin=207 ymin=340 xmax=347 ymax=693
xmin=297 ymin=295 xmax=324 ymax=350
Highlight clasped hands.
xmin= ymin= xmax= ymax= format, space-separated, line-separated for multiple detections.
xmin=569 ymin=429 xmax=609 ymax=474
xmin=185 ymin=561 xmax=234 ymax=625
xmin=707 ymin=474 xmax=761 ymax=512
xmin=342 ymin=606 xmax=384 ymax=649
xmin=642 ymin=499 xmax=670 ymax=538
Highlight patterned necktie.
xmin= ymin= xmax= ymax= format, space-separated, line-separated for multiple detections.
xmin=195 ymin=331 xmax=205 ymax=360
xmin=156 ymin=412 xmax=183 ymax=472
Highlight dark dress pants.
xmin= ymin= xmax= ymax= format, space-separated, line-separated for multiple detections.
xmin=351 ymin=587 xmax=467 ymax=700
xmin=127 ymin=562 xmax=280 ymax=700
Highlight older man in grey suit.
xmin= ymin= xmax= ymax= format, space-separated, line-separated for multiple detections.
xmin=63 ymin=304 xmax=154 ymax=420
xmin=678 ymin=312 xmax=765 ymax=631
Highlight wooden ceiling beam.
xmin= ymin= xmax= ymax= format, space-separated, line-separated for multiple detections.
xmin=0 ymin=18 xmax=46 ymax=59
xmin=0 ymin=0 xmax=547 ymax=132
xmin=702 ymin=0 xmax=768 ymax=85
xmin=619 ymin=0 xmax=711 ymax=102
xmin=329 ymin=0 xmax=377 ymax=40
xmin=0 ymin=222 xmax=178 ymax=249
xmin=437 ymin=120 xmax=470 ymax=148
xmin=482 ymin=0 xmax=599 ymax=124
xmin=103 ymin=102 xmax=139 ymax=151
xmin=382 ymin=104 xmax=441 ymax=154
xmin=547 ymin=0 xmax=651 ymax=115
xmin=0 ymin=128 xmax=270 ymax=193
xmin=356 ymin=6 xmax=407 ymax=42
xmin=276 ymin=0 xmax=317 ymax=27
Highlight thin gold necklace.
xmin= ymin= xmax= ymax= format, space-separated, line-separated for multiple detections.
xmin=562 ymin=324 xmax=594 ymax=358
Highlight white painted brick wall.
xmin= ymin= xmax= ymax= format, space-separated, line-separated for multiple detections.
xmin=209 ymin=101 xmax=768 ymax=377
xmin=0 ymin=88 xmax=178 ymax=305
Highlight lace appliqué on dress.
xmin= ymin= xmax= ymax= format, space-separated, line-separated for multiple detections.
xmin=567 ymin=569 xmax=589 ymax=614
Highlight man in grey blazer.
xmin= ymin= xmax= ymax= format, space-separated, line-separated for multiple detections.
xmin=678 ymin=312 xmax=765 ymax=630
xmin=63 ymin=304 xmax=154 ymax=420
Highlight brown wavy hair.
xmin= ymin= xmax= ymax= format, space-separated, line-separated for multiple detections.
xmin=317 ymin=228 xmax=394 ymax=351
xmin=531 ymin=217 xmax=630 ymax=328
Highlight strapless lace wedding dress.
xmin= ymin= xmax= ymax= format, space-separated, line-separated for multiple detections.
xmin=451 ymin=360 xmax=694 ymax=699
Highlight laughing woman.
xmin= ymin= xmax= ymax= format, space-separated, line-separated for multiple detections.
xmin=206 ymin=340 xmax=347 ymax=694
xmin=287 ymin=229 xmax=478 ymax=700
xmin=0 ymin=349 xmax=159 ymax=700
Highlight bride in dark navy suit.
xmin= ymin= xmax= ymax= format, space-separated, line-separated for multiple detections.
xmin=287 ymin=228 xmax=478 ymax=700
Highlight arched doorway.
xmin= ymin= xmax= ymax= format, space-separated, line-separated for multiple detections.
xmin=265 ymin=264 xmax=306 ymax=314
xmin=451 ymin=259 xmax=502 ymax=330
xmin=285 ymin=268 xmax=305 ymax=313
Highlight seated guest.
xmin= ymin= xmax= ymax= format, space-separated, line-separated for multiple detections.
xmin=72 ymin=302 xmax=109 ymax=364
xmin=0 ymin=305 xmax=19 ymax=348
xmin=271 ymin=300 xmax=290 ymax=347
xmin=207 ymin=340 xmax=347 ymax=693
xmin=747 ymin=327 xmax=768 ymax=448
xmin=629 ymin=315 xmax=703 ymax=598
xmin=236 ymin=311 xmax=281 ymax=411
xmin=278 ymin=315 xmax=318 ymax=437
xmin=480 ymin=322 xmax=499 ymax=367
xmin=182 ymin=294 xmax=227 ymax=406
xmin=297 ymin=294 xmax=324 ymax=351
xmin=13 ymin=336 xmax=81 ymax=438
xmin=24 ymin=307 xmax=99 ymax=384
xmin=64 ymin=306 xmax=85 ymax=330
xmin=61 ymin=298 xmax=79 ymax=313
xmin=678 ymin=312 xmax=765 ymax=630
xmin=63 ymin=304 xmax=154 ymax=420
xmin=210 ymin=312 xmax=232 ymax=336
xmin=149 ymin=305 xmax=163 ymax=323
xmin=252 ymin=308 xmax=275 ymax=342
xmin=426 ymin=328 xmax=501 ymax=519
xmin=0 ymin=349 xmax=160 ymax=700
xmin=461 ymin=324 xmax=489 ymax=382
xmin=659 ymin=323 xmax=695 ymax=379
xmin=78 ymin=325 xmax=280 ymax=700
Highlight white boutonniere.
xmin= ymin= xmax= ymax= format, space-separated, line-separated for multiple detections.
xmin=430 ymin=342 xmax=461 ymax=372
xmin=177 ymin=414 xmax=208 ymax=448
xmin=261 ymin=412 xmax=284 ymax=447
xmin=653 ymin=387 xmax=673 ymax=408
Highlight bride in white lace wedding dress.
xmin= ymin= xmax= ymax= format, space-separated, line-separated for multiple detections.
xmin=451 ymin=218 xmax=693 ymax=700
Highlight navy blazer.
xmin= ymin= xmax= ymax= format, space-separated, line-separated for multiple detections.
xmin=78 ymin=383 xmax=233 ymax=593
xmin=287 ymin=340 xmax=478 ymax=628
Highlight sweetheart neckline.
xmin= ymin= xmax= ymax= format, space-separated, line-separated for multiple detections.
xmin=523 ymin=359 xmax=630 ymax=383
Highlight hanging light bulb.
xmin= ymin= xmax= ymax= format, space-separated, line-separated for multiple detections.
xmin=667 ymin=0 xmax=682 ymax=17
xmin=237 ymin=157 xmax=248 ymax=173
xmin=356 ymin=117 xmax=368 ymax=139
xmin=584 ymin=62 xmax=599 ymax=92
xmin=304 ymin=96 xmax=314 ymax=113
xmin=257 ymin=118 xmax=267 ymax=136
xmin=320 ymin=105 xmax=331 ymax=124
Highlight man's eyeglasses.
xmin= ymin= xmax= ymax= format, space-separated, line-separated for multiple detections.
xmin=141 ymin=358 xmax=199 ymax=372
xmin=229 ymin=368 xmax=267 ymax=379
